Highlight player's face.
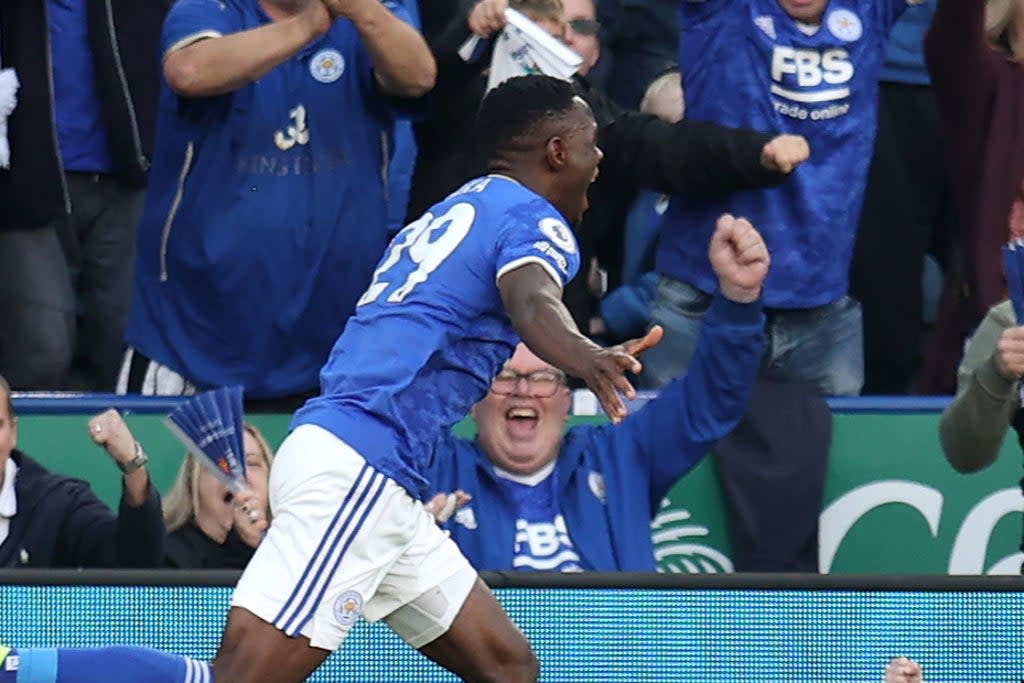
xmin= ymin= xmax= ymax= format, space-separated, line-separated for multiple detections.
xmin=473 ymin=345 xmax=572 ymax=476
xmin=563 ymin=98 xmax=603 ymax=224
xmin=776 ymin=0 xmax=829 ymax=23
xmin=0 ymin=388 xmax=14 ymax=471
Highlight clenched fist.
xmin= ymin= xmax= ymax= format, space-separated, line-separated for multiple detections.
xmin=884 ymin=657 xmax=923 ymax=683
xmin=760 ymin=134 xmax=810 ymax=174
xmin=468 ymin=0 xmax=509 ymax=37
xmin=994 ymin=325 xmax=1024 ymax=379
xmin=708 ymin=214 xmax=770 ymax=303
xmin=87 ymin=409 xmax=137 ymax=468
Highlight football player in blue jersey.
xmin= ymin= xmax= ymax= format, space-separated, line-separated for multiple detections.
xmin=0 ymin=74 xmax=772 ymax=683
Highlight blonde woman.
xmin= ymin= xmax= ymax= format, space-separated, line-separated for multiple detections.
xmin=163 ymin=423 xmax=273 ymax=569
xmin=921 ymin=0 xmax=1024 ymax=392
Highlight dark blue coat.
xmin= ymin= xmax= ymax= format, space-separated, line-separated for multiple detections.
xmin=0 ymin=451 xmax=165 ymax=568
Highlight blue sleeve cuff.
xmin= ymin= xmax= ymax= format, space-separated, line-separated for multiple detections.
xmin=704 ymin=290 xmax=765 ymax=326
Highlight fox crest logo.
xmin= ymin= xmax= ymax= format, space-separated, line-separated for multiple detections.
xmin=310 ymin=49 xmax=345 ymax=83
xmin=333 ymin=591 xmax=363 ymax=627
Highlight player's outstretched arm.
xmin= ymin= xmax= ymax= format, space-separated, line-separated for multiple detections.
xmin=499 ymin=264 xmax=661 ymax=423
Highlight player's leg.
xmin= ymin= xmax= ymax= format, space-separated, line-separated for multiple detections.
xmin=209 ymin=608 xmax=328 ymax=683
xmin=210 ymin=424 xmax=415 ymax=683
xmin=416 ymin=580 xmax=538 ymax=683
xmin=372 ymin=505 xmax=537 ymax=683
xmin=0 ymin=644 xmax=208 ymax=683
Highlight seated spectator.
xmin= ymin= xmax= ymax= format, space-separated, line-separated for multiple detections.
xmin=162 ymin=423 xmax=274 ymax=569
xmin=0 ymin=375 xmax=164 ymax=568
xmin=938 ymin=299 xmax=1024 ymax=572
xmin=424 ymin=217 xmax=766 ymax=571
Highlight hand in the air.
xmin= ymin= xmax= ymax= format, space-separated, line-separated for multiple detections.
xmin=760 ymin=134 xmax=810 ymax=174
xmin=708 ymin=214 xmax=770 ymax=304
xmin=884 ymin=657 xmax=923 ymax=683
xmin=87 ymin=409 xmax=138 ymax=469
xmin=468 ymin=0 xmax=509 ymax=37
xmin=994 ymin=325 xmax=1024 ymax=379
xmin=581 ymin=326 xmax=663 ymax=424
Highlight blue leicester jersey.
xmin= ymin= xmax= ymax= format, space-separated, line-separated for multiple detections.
xmin=658 ymin=0 xmax=913 ymax=308
xmin=292 ymin=176 xmax=582 ymax=497
xmin=126 ymin=0 xmax=408 ymax=397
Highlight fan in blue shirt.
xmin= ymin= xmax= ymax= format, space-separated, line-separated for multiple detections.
xmin=122 ymin=0 xmax=434 ymax=400
xmin=658 ymin=0 xmax=919 ymax=308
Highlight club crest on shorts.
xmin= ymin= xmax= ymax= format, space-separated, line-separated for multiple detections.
xmin=827 ymin=9 xmax=862 ymax=42
xmin=311 ymin=49 xmax=345 ymax=83
xmin=334 ymin=590 xmax=364 ymax=627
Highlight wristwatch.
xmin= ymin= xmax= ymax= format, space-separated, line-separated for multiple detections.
xmin=118 ymin=441 xmax=149 ymax=475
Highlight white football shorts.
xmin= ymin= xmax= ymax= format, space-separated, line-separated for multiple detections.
xmin=231 ymin=424 xmax=478 ymax=651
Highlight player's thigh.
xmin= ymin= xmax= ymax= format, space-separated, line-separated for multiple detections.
xmin=222 ymin=425 xmax=415 ymax=681
xmin=372 ymin=510 xmax=536 ymax=683
xmin=417 ymin=579 xmax=538 ymax=683
xmin=212 ymin=606 xmax=329 ymax=683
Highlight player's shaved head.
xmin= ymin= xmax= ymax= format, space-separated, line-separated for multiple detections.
xmin=476 ymin=75 xmax=585 ymax=164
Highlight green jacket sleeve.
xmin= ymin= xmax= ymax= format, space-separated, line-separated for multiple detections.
xmin=938 ymin=300 xmax=1019 ymax=472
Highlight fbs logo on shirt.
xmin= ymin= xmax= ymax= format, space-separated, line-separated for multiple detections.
xmin=768 ymin=47 xmax=854 ymax=121
xmin=770 ymin=47 xmax=854 ymax=99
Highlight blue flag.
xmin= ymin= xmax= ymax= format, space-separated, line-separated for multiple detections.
xmin=164 ymin=386 xmax=247 ymax=492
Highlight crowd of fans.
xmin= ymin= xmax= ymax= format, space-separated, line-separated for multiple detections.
xmin=0 ymin=0 xmax=1022 ymax=580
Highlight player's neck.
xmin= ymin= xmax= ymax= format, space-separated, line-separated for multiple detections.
xmin=489 ymin=166 xmax=571 ymax=218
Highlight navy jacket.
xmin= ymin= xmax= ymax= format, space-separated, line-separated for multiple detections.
xmin=0 ymin=0 xmax=168 ymax=231
xmin=425 ymin=294 xmax=764 ymax=571
xmin=0 ymin=451 xmax=165 ymax=568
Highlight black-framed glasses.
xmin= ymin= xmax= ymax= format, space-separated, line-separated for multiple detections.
xmin=490 ymin=369 xmax=567 ymax=398
xmin=568 ymin=18 xmax=601 ymax=36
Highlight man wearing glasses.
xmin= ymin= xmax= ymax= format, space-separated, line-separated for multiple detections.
xmin=423 ymin=227 xmax=766 ymax=572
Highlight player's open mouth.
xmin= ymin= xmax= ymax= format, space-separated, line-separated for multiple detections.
xmin=505 ymin=407 xmax=539 ymax=436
